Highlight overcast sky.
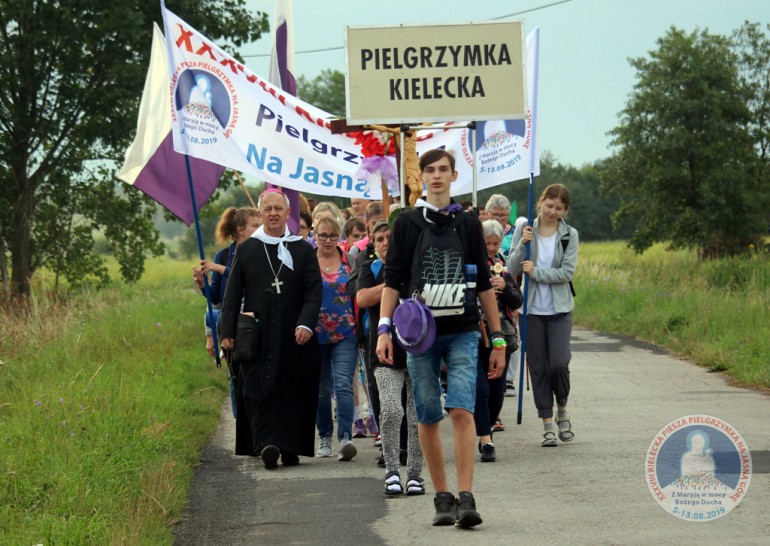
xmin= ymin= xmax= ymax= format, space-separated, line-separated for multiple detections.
xmin=239 ymin=0 xmax=768 ymax=167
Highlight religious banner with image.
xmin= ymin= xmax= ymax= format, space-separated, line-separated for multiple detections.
xmin=159 ymin=3 xmax=538 ymax=200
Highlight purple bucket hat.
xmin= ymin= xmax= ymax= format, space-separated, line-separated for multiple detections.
xmin=393 ymin=296 xmax=436 ymax=355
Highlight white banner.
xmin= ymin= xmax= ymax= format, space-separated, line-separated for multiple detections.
xmin=161 ymin=4 xmax=388 ymax=199
xmin=160 ymin=4 xmax=538 ymax=200
xmin=415 ymin=28 xmax=540 ymax=195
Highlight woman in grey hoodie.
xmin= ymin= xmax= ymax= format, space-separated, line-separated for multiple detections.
xmin=508 ymin=184 xmax=579 ymax=447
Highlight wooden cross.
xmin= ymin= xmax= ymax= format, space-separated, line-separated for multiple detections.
xmin=272 ymin=277 xmax=283 ymax=294
xmin=329 ymin=120 xmax=423 ymax=207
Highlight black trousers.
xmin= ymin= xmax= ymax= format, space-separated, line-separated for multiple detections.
xmin=526 ymin=313 xmax=573 ymax=419
xmin=473 ymin=343 xmax=513 ymax=437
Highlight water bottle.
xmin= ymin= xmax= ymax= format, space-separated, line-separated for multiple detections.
xmin=464 ymin=264 xmax=477 ymax=314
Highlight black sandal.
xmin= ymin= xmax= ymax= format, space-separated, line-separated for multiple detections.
xmin=406 ymin=477 xmax=426 ymax=496
xmin=384 ymin=471 xmax=403 ymax=495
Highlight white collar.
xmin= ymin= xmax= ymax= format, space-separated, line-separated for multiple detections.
xmin=252 ymin=226 xmax=302 ymax=270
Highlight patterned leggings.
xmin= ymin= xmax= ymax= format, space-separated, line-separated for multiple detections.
xmin=526 ymin=313 xmax=573 ymax=419
xmin=374 ymin=366 xmax=424 ymax=478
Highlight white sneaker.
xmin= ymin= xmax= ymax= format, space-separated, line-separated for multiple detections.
xmin=505 ymin=383 xmax=516 ymax=397
xmin=338 ymin=437 xmax=357 ymax=461
xmin=316 ymin=435 xmax=332 ymax=458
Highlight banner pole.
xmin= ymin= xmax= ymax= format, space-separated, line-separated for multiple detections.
xmin=186 ymin=154 xmax=222 ymax=368
xmin=516 ymin=172 xmax=535 ymax=424
xmin=233 ymin=170 xmax=257 ymax=208
xmin=517 ymin=28 xmax=540 ymax=424
xmin=399 ymin=126 xmax=406 ymax=208
xmin=470 ymin=121 xmax=477 ymax=208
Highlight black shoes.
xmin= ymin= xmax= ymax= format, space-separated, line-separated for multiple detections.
xmin=261 ymin=444 xmax=280 ymax=470
xmin=479 ymin=443 xmax=496 ymax=462
xmin=455 ymin=491 xmax=483 ymax=528
xmin=432 ymin=492 xmax=457 ymax=526
xmin=280 ymin=451 xmax=300 ymax=466
xmin=433 ymin=491 xmax=483 ymax=527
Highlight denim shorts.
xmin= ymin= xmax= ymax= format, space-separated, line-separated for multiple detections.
xmin=406 ymin=330 xmax=480 ymax=424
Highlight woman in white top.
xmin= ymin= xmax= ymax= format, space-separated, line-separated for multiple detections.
xmin=508 ymin=184 xmax=579 ymax=447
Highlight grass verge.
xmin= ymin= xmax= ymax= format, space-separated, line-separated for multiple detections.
xmin=573 ymin=242 xmax=770 ymax=388
xmin=0 ymin=257 xmax=226 ymax=545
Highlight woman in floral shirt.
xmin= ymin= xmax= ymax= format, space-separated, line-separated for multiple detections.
xmin=314 ymin=216 xmax=360 ymax=461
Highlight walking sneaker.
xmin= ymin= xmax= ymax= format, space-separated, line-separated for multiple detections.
xmin=455 ymin=491 xmax=483 ymax=528
xmin=432 ymin=492 xmax=457 ymax=526
xmin=352 ymin=418 xmax=367 ymax=438
xmin=492 ymin=419 xmax=506 ymax=432
xmin=505 ymin=382 xmax=516 ymax=397
xmin=479 ymin=443 xmax=496 ymax=462
xmin=261 ymin=444 xmax=280 ymax=470
xmin=373 ymin=435 xmax=382 ymax=448
xmin=338 ymin=437 xmax=357 ymax=461
xmin=316 ymin=435 xmax=333 ymax=458
xmin=364 ymin=414 xmax=379 ymax=436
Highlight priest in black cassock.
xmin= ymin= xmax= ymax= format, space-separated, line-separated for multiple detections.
xmin=220 ymin=189 xmax=322 ymax=469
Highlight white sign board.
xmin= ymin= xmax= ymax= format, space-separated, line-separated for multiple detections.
xmin=346 ymin=21 xmax=527 ymax=124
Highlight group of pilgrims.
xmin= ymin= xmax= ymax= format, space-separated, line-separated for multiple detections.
xmin=192 ymin=150 xmax=578 ymax=528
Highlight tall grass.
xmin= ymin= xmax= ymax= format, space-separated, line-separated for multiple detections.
xmin=0 ymin=258 xmax=226 ymax=544
xmin=574 ymin=242 xmax=770 ymax=387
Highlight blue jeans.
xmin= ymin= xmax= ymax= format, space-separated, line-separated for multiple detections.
xmin=406 ymin=330 xmax=480 ymax=424
xmin=316 ymin=336 xmax=358 ymax=441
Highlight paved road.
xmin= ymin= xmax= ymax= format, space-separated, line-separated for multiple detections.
xmin=173 ymin=327 xmax=770 ymax=545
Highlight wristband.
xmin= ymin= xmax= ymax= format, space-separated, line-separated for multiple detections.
xmin=492 ymin=337 xmax=507 ymax=350
xmin=377 ymin=325 xmax=391 ymax=336
xmin=378 ymin=317 xmax=392 ymax=329
xmin=490 ymin=330 xmax=505 ymax=339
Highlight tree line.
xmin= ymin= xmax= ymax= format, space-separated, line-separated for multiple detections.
xmin=1 ymin=5 xmax=767 ymax=303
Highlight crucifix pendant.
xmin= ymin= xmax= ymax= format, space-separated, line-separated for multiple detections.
xmin=272 ymin=277 xmax=283 ymax=294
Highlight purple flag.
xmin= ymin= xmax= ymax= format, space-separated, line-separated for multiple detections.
xmin=268 ymin=0 xmax=300 ymax=232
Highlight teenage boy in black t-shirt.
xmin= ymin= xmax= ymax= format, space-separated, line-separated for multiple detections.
xmin=376 ymin=149 xmax=507 ymax=528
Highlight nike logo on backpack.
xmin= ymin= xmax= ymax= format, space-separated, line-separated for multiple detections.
xmin=422 ymin=283 xmax=466 ymax=316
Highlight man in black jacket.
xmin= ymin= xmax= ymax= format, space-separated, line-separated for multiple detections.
xmin=376 ymin=150 xmax=507 ymax=528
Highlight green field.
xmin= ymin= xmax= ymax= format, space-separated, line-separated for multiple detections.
xmin=1 ymin=244 xmax=768 ymax=543
xmin=573 ymin=241 xmax=770 ymax=387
